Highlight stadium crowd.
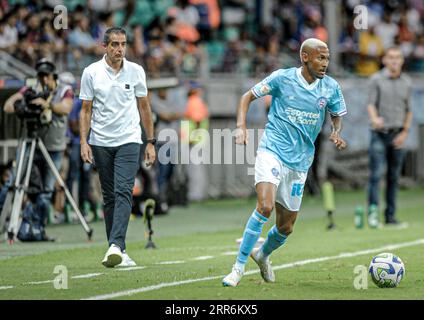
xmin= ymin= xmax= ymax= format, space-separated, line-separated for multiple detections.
xmin=0 ymin=0 xmax=423 ymax=78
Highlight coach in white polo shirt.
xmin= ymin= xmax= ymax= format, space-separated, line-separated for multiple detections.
xmin=79 ymin=27 xmax=156 ymax=268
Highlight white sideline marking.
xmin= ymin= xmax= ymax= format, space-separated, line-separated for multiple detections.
xmin=0 ymin=286 xmax=14 ymax=290
xmin=27 ymin=280 xmax=53 ymax=285
xmin=83 ymin=238 xmax=424 ymax=300
xmin=72 ymin=273 xmax=104 ymax=279
xmin=24 ymin=267 xmax=145 ymax=286
xmin=116 ymin=266 xmax=146 ymax=271
xmin=192 ymin=256 xmax=214 ymax=261
xmin=222 ymin=251 xmax=238 ymax=256
xmin=26 ymin=273 xmax=104 ymax=285
xmin=156 ymin=260 xmax=185 ymax=265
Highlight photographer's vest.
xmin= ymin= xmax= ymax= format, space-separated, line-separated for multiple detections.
xmin=38 ymin=81 xmax=73 ymax=152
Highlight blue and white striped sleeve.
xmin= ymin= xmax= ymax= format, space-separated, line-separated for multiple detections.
xmin=251 ymin=70 xmax=280 ymax=98
xmin=327 ymin=83 xmax=347 ymax=117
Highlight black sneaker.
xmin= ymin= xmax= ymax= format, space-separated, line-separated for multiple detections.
xmin=385 ymin=217 xmax=400 ymax=225
xmin=41 ymin=230 xmax=56 ymax=242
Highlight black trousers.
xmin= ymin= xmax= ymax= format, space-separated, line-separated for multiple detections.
xmin=91 ymin=143 xmax=141 ymax=251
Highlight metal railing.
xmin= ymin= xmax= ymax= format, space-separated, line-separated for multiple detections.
xmin=0 ymin=50 xmax=36 ymax=80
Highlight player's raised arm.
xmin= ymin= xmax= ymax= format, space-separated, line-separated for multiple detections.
xmin=235 ymin=90 xmax=257 ymax=145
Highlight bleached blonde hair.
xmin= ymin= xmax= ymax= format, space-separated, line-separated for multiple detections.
xmin=299 ymin=38 xmax=328 ymax=62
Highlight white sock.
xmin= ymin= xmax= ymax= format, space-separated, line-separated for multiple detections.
xmin=234 ymin=261 xmax=245 ymax=273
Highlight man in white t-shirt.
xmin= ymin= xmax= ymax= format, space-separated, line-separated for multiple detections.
xmin=79 ymin=27 xmax=156 ymax=268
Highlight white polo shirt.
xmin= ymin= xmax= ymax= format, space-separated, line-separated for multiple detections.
xmin=79 ymin=55 xmax=148 ymax=147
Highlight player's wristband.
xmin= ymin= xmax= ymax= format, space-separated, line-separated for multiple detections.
xmin=331 ymin=126 xmax=341 ymax=135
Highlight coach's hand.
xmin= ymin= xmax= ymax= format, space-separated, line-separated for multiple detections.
xmin=144 ymin=143 xmax=156 ymax=167
xmin=329 ymin=132 xmax=347 ymax=150
xmin=81 ymin=142 xmax=93 ymax=164
xmin=235 ymin=126 xmax=249 ymax=145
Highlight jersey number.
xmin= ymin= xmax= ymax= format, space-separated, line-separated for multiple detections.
xmin=291 ymin=183 xmax=304 ymax=197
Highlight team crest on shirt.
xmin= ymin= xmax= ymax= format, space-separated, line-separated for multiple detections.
xmin=260 ymin=84 xmax=271 ymax=95
xmin=316 ymin=96 xmax=328 ymax=109
xmin=271 ymin=167 xmax=279 ymax=177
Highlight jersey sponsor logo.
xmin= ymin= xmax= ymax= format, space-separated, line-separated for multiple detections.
xmin=317 ymin=96 xmax=328 ymax=109
xmin=286 ymin=107 xmax=320 ymax=125
xmin=291 ymin=183 xmax=304 ymax=197
xmin=271 ymin=167 xmax=279 ymax=177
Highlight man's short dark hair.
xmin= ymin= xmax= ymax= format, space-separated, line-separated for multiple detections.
xmin=103 ymin=27 xmax=127 ymax=45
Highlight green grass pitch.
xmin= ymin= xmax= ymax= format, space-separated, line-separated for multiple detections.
xmin=0 ymin=189 xmax=423 ymax=300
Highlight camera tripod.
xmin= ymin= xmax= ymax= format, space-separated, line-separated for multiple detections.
xmin=0 ymin=133 xmax=93 ymax=243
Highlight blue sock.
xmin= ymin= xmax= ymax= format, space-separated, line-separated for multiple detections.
xmin=236 ymin=210 xmax=268 ymax=270
xmin=260 ymin=225 xmax=287 ymax=258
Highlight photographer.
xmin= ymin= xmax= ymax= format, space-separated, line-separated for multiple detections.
xmin=3 ymin=59 xmax=74 ymax=241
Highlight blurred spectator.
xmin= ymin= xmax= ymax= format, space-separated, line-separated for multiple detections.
xmin=339 ymin=21 xmax=357 ymax=72
xmin=150 ymin=88 xmax=184 ymax=213
xmin=92 ymin=12 xmax=115 ymax=43
xmin=299 ymin=8 xmax=328 ymax=43
xmin=165 ymin=15 xmax=200 ymax=43
xmin=366 ymin=47 xmax=412 ymax=225
xmin=13 ymin=32 xmax=35 ymax=66
xmin=237 ymin=30 xmax=255 ymax=74
xmin=0 ymin=162 xmax=11 ymax=188
xmin=64 ymin=89 xmax=96 ymax=222
xmin=25 ymin=12 xmax=41 ymax=45
xmin=272 ymin=1 xmax=297 ymax=44
xmin=250 ymin=26 xmax=280 ymax=76
xmin=397 ymin=13 xmax=415 ymax=58
xmin=131 ymin=24 xmax=146 ymax=58
xmin=0 ymin=11 xmax=18 ymax=52
xmin=38 ymin=18 xmax=57 ymax=61
xmin=14 ymin=4 xmax=30 ymax=35
xmin=356 ymin=25 xmax=384 ymax=76
xmin=168 ymin=0 xmax=200 ymax=27
xmin=221 ymin=30 xmax=240 ymax=73
xmin=190 ymin=0 xmax=220 ymax=40
xmin=185 ymin=81 xmax=209 ymax=131
xmin=145 ymin=26 xmax=177 ymax=77
xmin=375 ymin=11 xmax=399 ymax=51
xmin=0 ymin=161 xmax=12 ymax=213
xmin=68 ymin=15 xmax=103 ymax=69
xmin=88 ymin=0 xmax=128 ymax=14
xmin=68 ymin=16 xmax=98 ymax=52
xmin=183 ymin=81 xmax=209 ymax=201
xmin=411 ymin=33 xmax=424 ymax=71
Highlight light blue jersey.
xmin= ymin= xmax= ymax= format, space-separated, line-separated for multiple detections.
xmin=252 ymin=67 xmax=347 ymax=172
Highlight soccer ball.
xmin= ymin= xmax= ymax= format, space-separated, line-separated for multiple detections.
xmin=369 ymin=253 xmax=405 ymax=288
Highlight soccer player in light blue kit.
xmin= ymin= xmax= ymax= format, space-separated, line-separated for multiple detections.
xmin=223 ymin=38 xmax=348 ymax=286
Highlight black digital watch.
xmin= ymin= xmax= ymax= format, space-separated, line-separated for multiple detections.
xmin=146 ymin=138 xmax=157 ymax=145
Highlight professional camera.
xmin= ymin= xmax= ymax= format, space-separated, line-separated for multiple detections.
xmin=13 ymin=83 xmax=51 ymax=123
xmin=13 ymin=59 xmax=58 ymax=126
